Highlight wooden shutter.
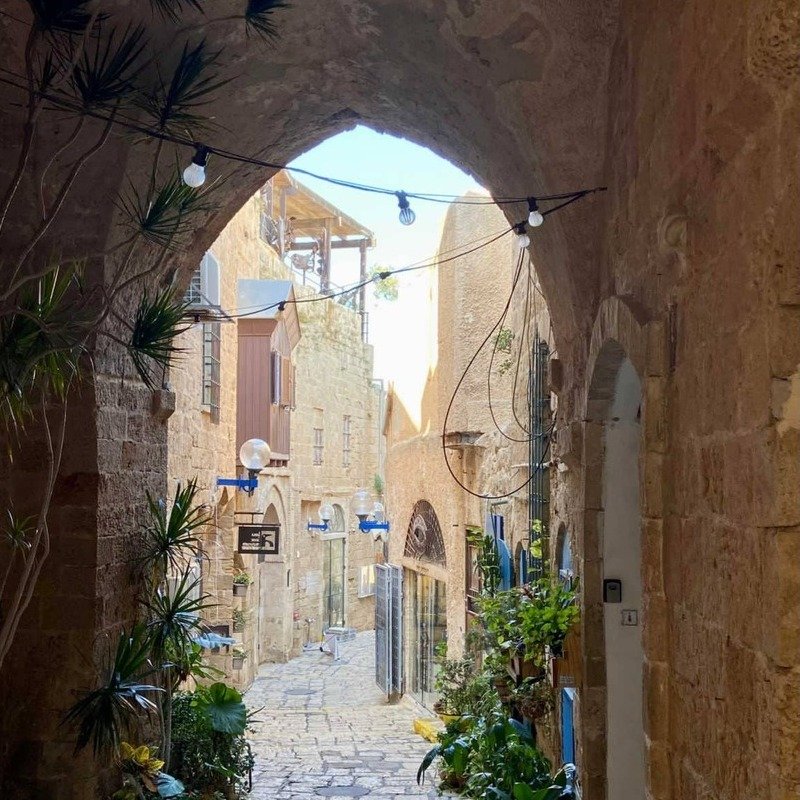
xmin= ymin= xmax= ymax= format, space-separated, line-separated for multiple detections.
xmin=280 ymin=356 xmax=292 ymax=406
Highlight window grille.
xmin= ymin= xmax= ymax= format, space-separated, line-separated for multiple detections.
xmin=202 ymin=322 xmax=221 ymax=423
xmin=185 ymin=268 xmax=203 ymax=305
xmin=313 ymin=427 xmax=324 ymax=465
xmin=342 ymin=415 xmax=351 ymax=467
xmin=529 ymin=333 xmax=550 ymax=580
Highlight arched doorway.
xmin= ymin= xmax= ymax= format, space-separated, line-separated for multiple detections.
xmin=322 ymin=503 xmax=348 ymax=630
xmin=583 ymin=344 xmax=645 ymax=800
xmin=403 ymin=500 xmax=447 ymax=710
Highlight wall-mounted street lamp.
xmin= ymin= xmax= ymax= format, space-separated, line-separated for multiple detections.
xmin=351 ymin=488 xmax=390 ymax=535
xmin=307 ymin=502 xmax=334 ymax=532
xmin=217 ymin=438 xmax=271 ymax=496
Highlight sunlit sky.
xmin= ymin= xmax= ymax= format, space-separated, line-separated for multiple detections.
xmin=289 ymin=126 xmax=485 ymax=419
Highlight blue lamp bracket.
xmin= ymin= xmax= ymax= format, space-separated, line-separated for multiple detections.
xmin=217 ymin=475 xmax=258 ymax=495
xmin=307 ymin=520 xmax=329 ymax=532
xmin=357 ymin=519 xmax=390 ymax=534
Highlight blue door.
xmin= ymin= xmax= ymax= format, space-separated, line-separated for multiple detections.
xmin=561 ymin=688 xmax=576 ymax=765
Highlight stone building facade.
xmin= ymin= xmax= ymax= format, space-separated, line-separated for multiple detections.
xmin=166 ymin=176 xmax=382 ymax=688
xmin=385 ymin=198 xmax=553 ymax=707
xmin=1 ymin=2 xmax=798 ymax=798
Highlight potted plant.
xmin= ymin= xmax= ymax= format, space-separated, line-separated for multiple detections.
xmin=232 ymin=609 xmax=248 ymax=632
xmin=432 ymin=645 xmax=474 ymax=723
xmin=231 ymin=648 xmax=247 ymax=670
xmin=512 ymin=676 xmax=555 ymax=723
xmin=232 ymin=571 xmax=252 ymax=597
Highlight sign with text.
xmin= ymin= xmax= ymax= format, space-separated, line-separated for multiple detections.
xmin=236 ymin=524 xmax=280 ymax=555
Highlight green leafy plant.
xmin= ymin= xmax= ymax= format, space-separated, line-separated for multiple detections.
xmin=245 ymin=0 xmax=291 ymax=41
xmin=170 ymin=689 xmax=254 ymax=798
xmin=417 ymin=710 xmax=572 ymax=798
xmin=433 ymin=646 xmax=493 ymax=718
xmin=232 ymin=571 xmax=253 ymax=586
xmin=63 ymin=626 xmax=161 ymax=757
xmin=138 ymin=479 xmax=209 ymax=583
xmin=232 ymin=609 xmax=248 ymax=632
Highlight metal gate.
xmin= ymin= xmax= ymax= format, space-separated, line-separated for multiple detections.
xmin=375 ymin=563 xmax=403 ymax=698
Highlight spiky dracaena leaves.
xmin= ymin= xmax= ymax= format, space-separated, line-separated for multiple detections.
xmin=70 ymin=23 xmax=148 ymax=108
xmin=244 ymin=0 xmax=290 ymax=42
xmin=139 ymin=479 xmax=210 ymax=582
xmin=26 ymin=0 xmax=105 ymax=35
xmin=0 ymin=263 xmax=89 ymax=433
xmin=136 ymin=40 xmax=228 ymax=136
xmin=148 ymin=0 xmax=204 ymax=23
xmin=142 ymin=569 xmax=213 ymax=673
xmin=119 ymin=173 xmax=215 ymax=249
xmin=63 ymin=626 xmax=161 ymax=757
xmin=128 ymin=286 xmax=190 ymax=390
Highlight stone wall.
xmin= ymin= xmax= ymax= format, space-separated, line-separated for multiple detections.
xmin=167 ymin=187 xmax=380 ymax=684
xmin=0 ymin=1 xmax=797 ymax=797
xmin=387 ymin=199 xmax=552 ymax=669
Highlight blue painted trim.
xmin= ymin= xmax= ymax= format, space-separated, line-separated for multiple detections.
xmin=358 ymin=520 xmax=390 ymax=533
xmin=561 ymin=687 xmax=575 ymax=765
xmin=307 ymin=521 xmax=330 ymax=531
xmin=216 ymin=476 xmax=258 ymax=491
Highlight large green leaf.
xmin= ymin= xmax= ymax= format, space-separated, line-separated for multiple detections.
xmin=156 ymin=772 xmax=185 ymax=797
xmin=193 ymin=682 xmax=247 ymax=735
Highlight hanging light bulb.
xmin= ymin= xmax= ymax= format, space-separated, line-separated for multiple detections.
xmin=527 ymin=197 xmax=544 ymax=227
xmin=515 ymin=222 xmax=530 ymax=250
xmin=183 ymin=145 xmax=210 ymax=188
xmin=396 ymin=191 xmax=416 ymax=226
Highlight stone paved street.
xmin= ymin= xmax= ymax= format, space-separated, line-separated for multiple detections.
xmin=245 ymin=631 xmax=452 ymax=799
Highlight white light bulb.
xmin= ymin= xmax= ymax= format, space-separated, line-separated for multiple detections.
xmin=182 ymin=162 xmax=206 ymax=188
xmin=528 ymin=208 xmax=544 ymax=227
xmin=399 ymin=206 xmax=416 ymax=226
xmin=516 ymin=232 xmax=531 ymax=249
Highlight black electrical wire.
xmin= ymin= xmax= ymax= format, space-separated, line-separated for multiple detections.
xmin=0 ymin=68 xmax=607 ymax=210
xmin=485 ymin=251 xmax=534 ymax=444
xmin=223 ymin=226 xmax=515 ymax=320
xmin=440 ymin=249 xmax=557 ymax=499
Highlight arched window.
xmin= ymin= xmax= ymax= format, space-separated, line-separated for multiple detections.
xmin=404 ymin=500 xmax=446 ymax=566
xmin=330 ymin=503 xmax=346 ymax=533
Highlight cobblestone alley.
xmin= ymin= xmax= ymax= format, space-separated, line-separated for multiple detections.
xmin=245 ymin=632 xmax=451 ymax=799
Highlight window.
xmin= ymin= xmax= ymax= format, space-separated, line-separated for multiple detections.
xmin=185 ymin=252 xmax=220 ymax=307
xmin=202 ymin=322 xmax=221 ymax=423
xmin=313 ymin=427 xmax=324 ymax=465
xmin=357 ymin=564 xmax=376 ymax=598
xmin=342 ymin=415 xmax=351 ymax=467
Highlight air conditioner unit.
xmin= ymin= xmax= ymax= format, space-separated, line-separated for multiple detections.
xmin=185 ymin=252 xmax=221 ymax=308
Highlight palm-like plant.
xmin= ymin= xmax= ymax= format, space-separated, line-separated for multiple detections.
xmin=245 ymin=0 xmax=290 ymax=41
xmin=63 ymin=626 xmax=161 ymax=757
xmin=0 ymin=263 xmax=88 ymax=433
xmin=27 ymin=0 xmax=104 ymax=35
xmin=136 ymin=40 xmax=228 ymax=135
xmin=139 ymin=479 xmax=210 ymax=583
xmin=128 ymin=287 xmax=190 ymax=389
xmin=142 ymin=569 xmax=213 ymax=770
xmin=70 ymin=23 xmax=148 ymax=109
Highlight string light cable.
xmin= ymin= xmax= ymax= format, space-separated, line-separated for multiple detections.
xmin=440 ymin=250 xmax=556 ymax=500
xmin=221 ymin=226 xmax=515 ymax=320
xmin=0 ymin=68 xmax=607 ymax=221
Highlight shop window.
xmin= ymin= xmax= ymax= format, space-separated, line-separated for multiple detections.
xmin=357 ymin=565 xmax=376 ymax=597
